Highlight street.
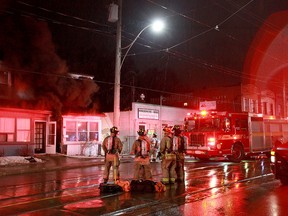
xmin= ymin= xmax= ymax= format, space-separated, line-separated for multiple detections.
xmin=0 ymin=157 xmax=287 ymax=215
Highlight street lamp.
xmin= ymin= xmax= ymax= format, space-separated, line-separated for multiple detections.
xmin=113 ymin=1 xmax=164 ymax=127
xmin=120 ymin=19 xmax=164 ymax=69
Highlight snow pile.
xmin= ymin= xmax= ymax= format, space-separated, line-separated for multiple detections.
xmin=0 ymin=156 xmax=42 ymax=166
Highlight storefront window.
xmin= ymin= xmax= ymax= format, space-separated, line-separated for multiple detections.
xmin=66 ymin=121 xmax=77 ymax=141
xmin=78 ymin=122 xmax=88 ymax=141
xmin=89 ymin=122 xmax=99 ymax=141
xmin=65 ymin=120 xmax=99 ymax=142
xmin=17 ymin=118 xmax=30 ymax=142
xmin=0 ymin=118 xmax=15 ymax=142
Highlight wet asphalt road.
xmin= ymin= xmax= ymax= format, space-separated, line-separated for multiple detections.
xmin=0 ymin=156 xmax=287 ymax=215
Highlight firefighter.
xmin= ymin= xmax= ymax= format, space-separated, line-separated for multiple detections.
xmin=160 ymin=126 xmax=177 ymax=184
xmin=172 ymin=125 xmax=186 ymax=183
xmin=150 ymin=133 xmax=159 ymax=162
xmin=102 ymin=126 xmax=123 ymax=183
xmin=131 ymin=129 xmax=153 ymax=180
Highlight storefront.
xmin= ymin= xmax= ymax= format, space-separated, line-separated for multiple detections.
xmin=103 ymin=102 xmax=196 ymax=154
xmin=0 ymin=107 xmax=56 ymax=156
xmin=61 ymin=114 xmax=104 ymax=156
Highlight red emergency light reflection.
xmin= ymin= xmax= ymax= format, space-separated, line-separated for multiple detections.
xmin=243 ymin=11 xmax=288 ymax=93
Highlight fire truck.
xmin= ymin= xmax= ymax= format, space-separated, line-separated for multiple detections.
xmin=183 ymin=110 xmax=288 ymax=162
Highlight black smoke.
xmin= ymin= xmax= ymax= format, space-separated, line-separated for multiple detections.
xmin=0 ymin=4 xmax=100 ymax=116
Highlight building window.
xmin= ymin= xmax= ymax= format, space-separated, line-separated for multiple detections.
xmin=17 ymin=118 xmax=30 ymax=142
xmin=66 ymin=121 xmax=77 ymax=141
xmin=89 ymin=122 xmax=99 ymax=141
xmin=65 ymin=120 xmax=99 ymax=142
xmin=252 ymin=100 xmax=257 ymax=113
xmin=243 ymin=98 xmax=249 ymax=112
xmin=270 ymin=103 xmax=274 ymax=115
xmin=0 ymin=117 xmax=15 ymax=142
xmin=262 ymin=102 xmax=268 ymax=115
xmin=0 ymin=118 xmax=31 ymax=142
xmin=277 ymin=104 xmax=282 ymax=116
xmin=0 ymin=71 xmax=11 ymax=85
xmin=78 ymin=122 xmax=88 ymax=141
xmin=48 ymin=123 xmax=56 ymax=145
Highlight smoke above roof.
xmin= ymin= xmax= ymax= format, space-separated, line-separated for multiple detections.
xmin=0 ymin=10 xmax=100 ymax=114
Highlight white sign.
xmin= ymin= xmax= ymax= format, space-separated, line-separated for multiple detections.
xmin=138 ymin=108 xmax=159 ymax=120
xmin=199 ymin=101 xmax=216 ymax=110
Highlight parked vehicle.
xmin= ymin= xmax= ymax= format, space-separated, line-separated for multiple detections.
xmin=183 ymin=110 xmax=288 ymax=162
xmin=270 ymin=142 xmax=288 ymax=185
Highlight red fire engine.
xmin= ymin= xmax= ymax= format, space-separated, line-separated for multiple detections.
xmin=183 ymin=110 xmax=288 ymax=162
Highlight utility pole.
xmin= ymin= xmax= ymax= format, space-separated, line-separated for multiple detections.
xmin=283 ymin=73 xmax=286 ymax=118
xmin=110 ymin=2 xmax=164 ymax=127
xmin=113 ymin=0 xmax=122 ymax=127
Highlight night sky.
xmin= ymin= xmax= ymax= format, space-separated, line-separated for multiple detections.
xmin=1 ymin=0 xmax=288 ymax=112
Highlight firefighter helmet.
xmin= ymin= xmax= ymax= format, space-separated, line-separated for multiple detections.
xmin=163 ymin=126 xmax=172 ymax=134
xmin=137 ymin=128 xmax=146 ymax=136
xmin=172 ymin=125 xmax=182 ymax=135
xmin=110 ymin=126 xmax=119 ymax=134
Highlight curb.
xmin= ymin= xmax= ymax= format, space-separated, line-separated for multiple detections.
xmin=0 ymin=154 xmax=134 ymax=177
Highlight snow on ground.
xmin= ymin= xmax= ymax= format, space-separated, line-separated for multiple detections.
xmin=0 ymin=156 xmax=43 ymax=166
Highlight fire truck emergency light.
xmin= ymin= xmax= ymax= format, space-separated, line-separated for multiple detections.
xmin=207 ymin=137 xmax=216 ymax=146
xmin=270 ymin=150 xmax=276 ymax=163
xmin=200 ymin=110 xmax=207 ymax=116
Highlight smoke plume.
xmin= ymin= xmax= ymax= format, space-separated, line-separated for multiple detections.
xmin=0 ymin=7 xmax=100 ymax=115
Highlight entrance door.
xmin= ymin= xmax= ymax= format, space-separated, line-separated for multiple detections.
xmin=46 ymin=122 xmax=56 ymax=154
xmin=35 ymin=122 xmax=46 ymax=153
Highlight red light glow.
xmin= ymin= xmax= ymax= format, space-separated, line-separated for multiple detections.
xmin=244 ymin=11 xmax=288 ymax=95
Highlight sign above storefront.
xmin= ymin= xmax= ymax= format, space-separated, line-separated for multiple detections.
xmin=138 ymin=108 xmax=159 ymax=120
xmin=199 ymin=101 xmax=217 ymax=110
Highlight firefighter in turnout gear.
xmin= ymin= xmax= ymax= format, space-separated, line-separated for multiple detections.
xmin=150 ymin=133 xmax=159 ymax=162
xmin=102 ymin=126 xmax=123 ymax=183
xmin=131 ymin=129 xmax=153 ymax=180
xmin=172 ymin=125 xmax=186 ymax=183
xmin=160 ymin=126 xmax=177 ymax=184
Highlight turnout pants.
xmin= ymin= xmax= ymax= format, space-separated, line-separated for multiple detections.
xmin=176 ymin=153 xmax=185 ymax=181
xmin=103 ymin=154 xmax=120 ymax=181
xmin=133 ymin=157 xmax=152 ymax=180
xmin=161 ymin=157 xmax=176 ymax=184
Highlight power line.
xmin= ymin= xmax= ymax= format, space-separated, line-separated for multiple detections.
xmin=17 ymin=1 xmax=111 ymax=29
xmin=3 ymin=1 xmax=287 ymax=93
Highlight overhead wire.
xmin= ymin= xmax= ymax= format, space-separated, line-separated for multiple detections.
xmin=215 ymin=0 xmax=288 ymax=87
xmin=2 ymin=1 xmax=287 ymax=98
xmin=145 ymin=0 xmax=286 ymax=89
xmin=17 ymin=1 xmax=111 ymax=29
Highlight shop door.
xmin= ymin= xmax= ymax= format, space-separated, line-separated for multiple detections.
xmin=46 ymin=122 xmax=56 ymax=154
xmin=35 ymin=122 xmax=46 ymax=153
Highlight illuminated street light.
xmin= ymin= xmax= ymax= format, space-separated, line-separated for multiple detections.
xmin=120 ymin=19 xmax=165 ymax=69
xmin=113 ymin=0 xmax=164 ymax=127
xmin=151 ymin=19 xmax=165 ymax=32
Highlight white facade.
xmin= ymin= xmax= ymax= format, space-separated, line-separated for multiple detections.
xmin=61 ymin=114 xmax=103 ymax=156
xmin=102 ymin=102 xmax=197 ymax=154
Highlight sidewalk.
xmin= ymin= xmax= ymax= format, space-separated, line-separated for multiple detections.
xmin=0 ymin=154 xmax=133 ymax=177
